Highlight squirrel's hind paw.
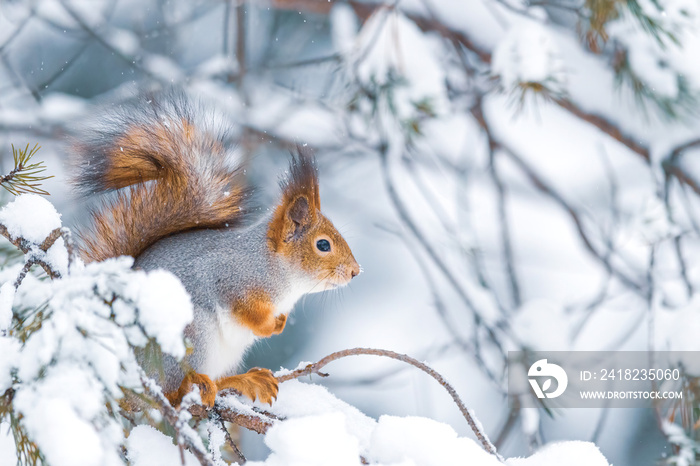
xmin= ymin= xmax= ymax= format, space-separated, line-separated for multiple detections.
xmin=216 ymin=367 xmax=279 ymax=405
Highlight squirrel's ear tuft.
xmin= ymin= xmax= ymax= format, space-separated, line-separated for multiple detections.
xmin=267 ymin=149 xmax=320 ymax=251
xmin=281 ymin=147 xmax=320 ymax=212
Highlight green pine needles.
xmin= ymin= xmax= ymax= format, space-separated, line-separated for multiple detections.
xmin=1 ymin=144 xmax=52 ymax=196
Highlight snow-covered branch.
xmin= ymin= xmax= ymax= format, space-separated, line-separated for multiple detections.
xmin=0 ymin=195 xmax=73 ymax=284
xmin=0 ymin=194 xmax=196 ymax=466
xmin=139 ymin=370 xmax=215 ymax=466
xmin=275 ymin=347 xmax=502 ymax=460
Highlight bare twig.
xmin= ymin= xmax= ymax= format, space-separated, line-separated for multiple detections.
xmin=552 ymin=97 xmax=650 ymax=162
xmin=376 ymin=223 xmax=506 ymax=391
xmin=276 ymin=347 xmax=503 ymax=460
xmin=223 ymin=0 xmax=234 ymax=58
xmin=0 ymin=226 xmax=57 ymax=281
xmin=502 ymin=145 xmax=644 ymax=292
xmin=0 ymin=225 xmax=77 ymax=285
xmin=265 ymin=53 xmax=342 ymax=70
xmin=12 ymin=262 xmax=33 ymax=289
xmin=0 ymin=224 xmax=32 ymax=254
xmin=235 ymin=0 xmax=247 ymax=89
xmin=59 ymin=227 xmax=77 ymax=274
xmin=58 ymin=0 xmax=163 ymax=83
xmin=486 ymin=128 xmax=521 ymax=309
xmin=212 ymin=411 xmax=246 ymax=464
xmin=379 ymin=147 xmax=504 ymax=332
xmin=673 ymin=235 xmax=693 ymax=298
xmin=663 ymin=138 xmax=700 ymax=200
xmin=470 ymin=100 xmax=645 ymax=294
xmin=494 ymin=398 xmax=520 ymax=449
xmin=0 ymin=14 xmax=31 ymax=54
xmin=38 ymin=228 xmax=62 ymax=252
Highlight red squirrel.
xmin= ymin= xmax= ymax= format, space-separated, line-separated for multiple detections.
xmin=73 ymin=94 xmax=360 ymax=407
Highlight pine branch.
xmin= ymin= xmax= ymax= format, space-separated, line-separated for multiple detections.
xmin=582 ymin=0 xmax=679 ymax=51
xmin=0 ymin=388 xmax=44 ymax=466
xmin=1 ymin=144 xmax=53 ymax=196
xmin=612 ymin=48 xmax=698 ymax=121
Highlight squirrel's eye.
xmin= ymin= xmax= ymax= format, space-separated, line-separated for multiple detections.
xmin=316 ymin=239 xmax=331 ymax=252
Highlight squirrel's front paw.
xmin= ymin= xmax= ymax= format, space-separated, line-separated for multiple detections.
xmin=216 ymin=367 xmax=279 ymax=405
xmin=272 ymin=314 xmax=287 ymax=335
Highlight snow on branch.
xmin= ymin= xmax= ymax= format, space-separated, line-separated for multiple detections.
xmin=0 ymin=144 xmax=73 ymax=285
xmin=0 ymin=195 xmax=76 ymax=285
xmin=179 ymin=347 xmax=503 ymax=465
xmin=275 ymin=347 xmax=502 ymax=460
xmin=171 ymin=352 xmax=611 ymax=466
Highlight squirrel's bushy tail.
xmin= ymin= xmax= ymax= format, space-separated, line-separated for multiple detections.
xmin=73 ymin=94 xmax=247 ymax=262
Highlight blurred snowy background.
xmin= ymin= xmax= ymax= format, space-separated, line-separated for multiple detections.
xmin=2 ymin=0 xmax=700 ymax=464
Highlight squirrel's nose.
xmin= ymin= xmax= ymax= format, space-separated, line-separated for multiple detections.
xmin=350 ymin=260 xmax=360 ymax=279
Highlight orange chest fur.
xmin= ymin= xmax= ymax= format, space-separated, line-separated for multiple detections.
xmin=231 ymin=289 xmax=288 ymax=338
